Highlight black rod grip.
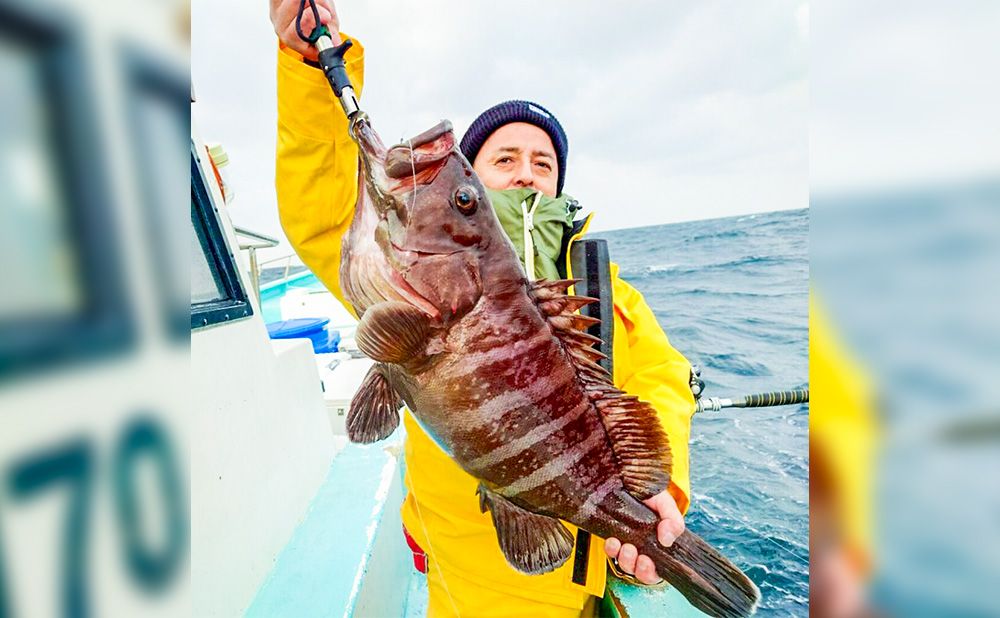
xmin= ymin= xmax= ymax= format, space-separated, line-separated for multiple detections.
xmin=738 ymin=389 xmax=809 ymax=408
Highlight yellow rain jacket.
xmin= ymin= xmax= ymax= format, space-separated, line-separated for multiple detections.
xmin=276 ymin=36 xmax=695 ymax=615
xmin=809 ymin=294 xmax=877 ymax=575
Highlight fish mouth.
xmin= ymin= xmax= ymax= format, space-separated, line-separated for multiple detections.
xmin=354 ymin=119 xmax=455 ymax=217
xmin=384 ymin=120 xmax=455 ymax=189
xmin=354 ymin=117 xmax=387 ymax=165
xmin=389 ymin=239 xmax=463 ymax=259
xmin=389 ymin=240 xmax=462 ymax=257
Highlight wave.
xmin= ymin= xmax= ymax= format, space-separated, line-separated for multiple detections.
xmin=698 ymin=352 xmax=773 ymax=377
xmin=618 ymin=254 xmax=797 ymax=279
xmin=688 ymin=229 xmax=749 ymax=242
xmin=714 ymin=254 xmax=794 ymax=269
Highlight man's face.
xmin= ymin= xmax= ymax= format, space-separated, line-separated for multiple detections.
xmin=471 ymin=122 xmax=559 ymax=197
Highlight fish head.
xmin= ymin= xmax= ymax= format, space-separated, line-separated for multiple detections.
xmin=355 ymin=119 xmax=511 ymax=323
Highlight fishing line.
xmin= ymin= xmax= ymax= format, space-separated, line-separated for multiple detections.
xmin=407 ymin=138 xmax=419 ymax=213
xmin=406 ymin=137 xmax=462 ymax=617
xmin=409 ymin=471 xmax=461 ymax=617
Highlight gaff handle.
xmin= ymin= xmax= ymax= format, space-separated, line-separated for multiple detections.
xmin=316 ymin=37 xmax=353 ymax=97
xmin=740 ymin=389 xmax=809 ymax=408
xmin=315 ymin=36 xmax=363 ymax=120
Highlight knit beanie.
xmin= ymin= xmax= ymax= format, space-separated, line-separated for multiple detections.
xmin=460 ymin=100 xmax=569 ymax=197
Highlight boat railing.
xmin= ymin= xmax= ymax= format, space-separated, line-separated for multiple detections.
xmin=235 ymin=225 xmax=281 ymax=304
xmin=258 ymin=252 xmax=301 ymax=280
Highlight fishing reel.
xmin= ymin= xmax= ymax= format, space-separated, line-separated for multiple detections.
xmin=689 ymin=364 xmax=807 ymax=413
xmin=689 ymin=364 xmax=705 ymax=400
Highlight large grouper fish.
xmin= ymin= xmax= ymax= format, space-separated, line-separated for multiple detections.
xmin=339 ymin=118 xmax=760 ymax=617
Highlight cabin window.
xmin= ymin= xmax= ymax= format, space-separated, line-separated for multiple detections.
xmin=123 ymin=49 xmax=190 ymax=340
xmin=190 ymin=145 xmax=252 ymax=329
xmin=0 ymin=7 xmax=133 ymax=381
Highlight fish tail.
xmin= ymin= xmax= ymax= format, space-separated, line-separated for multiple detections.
xmin=642 ymin=530 xmax=760 ymax=618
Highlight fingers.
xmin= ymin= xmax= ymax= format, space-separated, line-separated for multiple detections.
xmin=657 ymin=517 xmax=684 ymax=547
xmin=315 ymin=0 xmax=338 ymax=24
xmin=635 ymin=555 xmax=660 ymax=585
xmin=271 ymin=0 xmax=341 ymax=60
xmin=603 ymin=537 xmax=622 ymax=559
xmin=618 ymin=543 xmax=639 ymax=574
xmin=607 ymin=536 xmax=663 ymax=585
xmin=644 ymin=490 xmax=685 ymax=547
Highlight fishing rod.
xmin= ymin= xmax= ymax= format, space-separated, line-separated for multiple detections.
xmin=696 ymin=388 xmax=809 ymax=413
xmin=689 ymin=364 xmax=808 ymax=413
xmin=296 ymin=0 xmax=367 ymax=133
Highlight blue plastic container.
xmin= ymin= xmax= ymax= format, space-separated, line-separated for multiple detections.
xmin=266 ymin=318 xmax=340 ymax=353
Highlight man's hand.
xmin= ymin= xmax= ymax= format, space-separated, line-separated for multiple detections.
xmin=270 ymin=0 xmax=340 ymax=61
xmin=603 ymin=490 xmax=685 ymax=585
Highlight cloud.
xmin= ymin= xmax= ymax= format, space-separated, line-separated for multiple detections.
xmin=811 ymin=0 xmax=1000 ymax=192
xmin=193 ymin=0 xmax=808 ymax=252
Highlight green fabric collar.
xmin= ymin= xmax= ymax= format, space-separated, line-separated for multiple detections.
xmin=487 ymin=188 xmax=577 ymax=280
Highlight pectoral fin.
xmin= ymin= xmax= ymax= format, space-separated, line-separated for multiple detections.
xmin=356 ymin=301 xmax=430 ymax=363
xmin=477 ymin=485 xmax=573 ymax=575
xmin=346 ymin=363 xmax=401 ymax=443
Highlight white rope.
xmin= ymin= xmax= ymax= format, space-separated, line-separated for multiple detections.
xmin=520 ymin=191 xmax=543 ymax=280
xmin=406 ymin=139 xmax=461 ymax=618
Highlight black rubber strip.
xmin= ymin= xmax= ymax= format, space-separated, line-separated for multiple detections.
xmin=572 ymin=528 xmax=591 ymax=586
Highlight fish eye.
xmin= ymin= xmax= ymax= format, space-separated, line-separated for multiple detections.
xmin=453 ymin=186 xmax=478 ymax=214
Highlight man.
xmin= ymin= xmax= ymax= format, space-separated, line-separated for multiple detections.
xmin=270 ymin=1 xmax=696 ymax=615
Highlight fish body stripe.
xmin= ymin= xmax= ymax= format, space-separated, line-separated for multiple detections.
xmin=448 ymin=327 xmax=552 ymax=379
xmin=455 ymin=362 xmax=572 ymax=431
xmin=466 ymin=397 xmax=590 ymax=472
xmin=502 ymin=428 xmax=608 ymax=496
xmin=575 ymin=476 xmax=620 ymax=522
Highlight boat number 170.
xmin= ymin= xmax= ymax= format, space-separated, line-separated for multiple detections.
xmin=0 ymin=416 xmax=187 ymax=617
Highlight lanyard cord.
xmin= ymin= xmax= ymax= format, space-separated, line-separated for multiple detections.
xmin=295 ymin=0 xmax=326 ymax=44
xmin=520 ymin=191 xmax=543 ymax=281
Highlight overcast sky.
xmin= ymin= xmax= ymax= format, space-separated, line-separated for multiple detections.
xmin=810 ymin=0 xmax=1000 ymax=194
xmin=192 ymin=0 xmax=808 ymax=261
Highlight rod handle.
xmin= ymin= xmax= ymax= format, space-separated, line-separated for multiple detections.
xmin=738 ymin=389 xmax=809 ymax=408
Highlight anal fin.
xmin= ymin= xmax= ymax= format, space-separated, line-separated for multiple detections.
xmin=347 ymin=363 xmax=402 ymax=443
xmin=477 ymin=485 xmax=574 ymax=575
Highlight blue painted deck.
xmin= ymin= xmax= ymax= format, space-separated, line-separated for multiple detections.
xmin=246 ymin=431 xmax=411 ymax=617
xmin=248 ymin=427 xmax=706 ymax=617
xmin=606 ymin=578 xmax=708 ymax=617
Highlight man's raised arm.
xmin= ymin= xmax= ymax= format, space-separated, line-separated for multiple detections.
xmin=272 ymin=0 xmax=364 ymax=306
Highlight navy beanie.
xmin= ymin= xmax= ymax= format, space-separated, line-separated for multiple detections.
xmin=460 ymin=100 xmax=569 ymax=197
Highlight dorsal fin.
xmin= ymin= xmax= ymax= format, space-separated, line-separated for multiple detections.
xmin=530 ymin=279 xmax=672 ymax=500
xmin=593 ymin=392 xmax=672 ymax=500
xmin=530 ymin=278 xmax=578 ymax=300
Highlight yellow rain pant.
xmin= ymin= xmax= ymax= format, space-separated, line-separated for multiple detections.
xmin=426 ymin=565 xmax=599 ymax=617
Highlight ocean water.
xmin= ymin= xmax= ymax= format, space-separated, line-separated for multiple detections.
xmin=598 ymin=208 xmax=809 ymax=616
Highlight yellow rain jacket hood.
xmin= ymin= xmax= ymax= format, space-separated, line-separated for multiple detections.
xmin=276 ymin=36 xmax=695 ymax=613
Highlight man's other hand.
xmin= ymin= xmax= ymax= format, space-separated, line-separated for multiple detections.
xmin=603 ymin=490 xmax=685 ymax=585
xmin=270 ymin=0 xmax=340 ymax=61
